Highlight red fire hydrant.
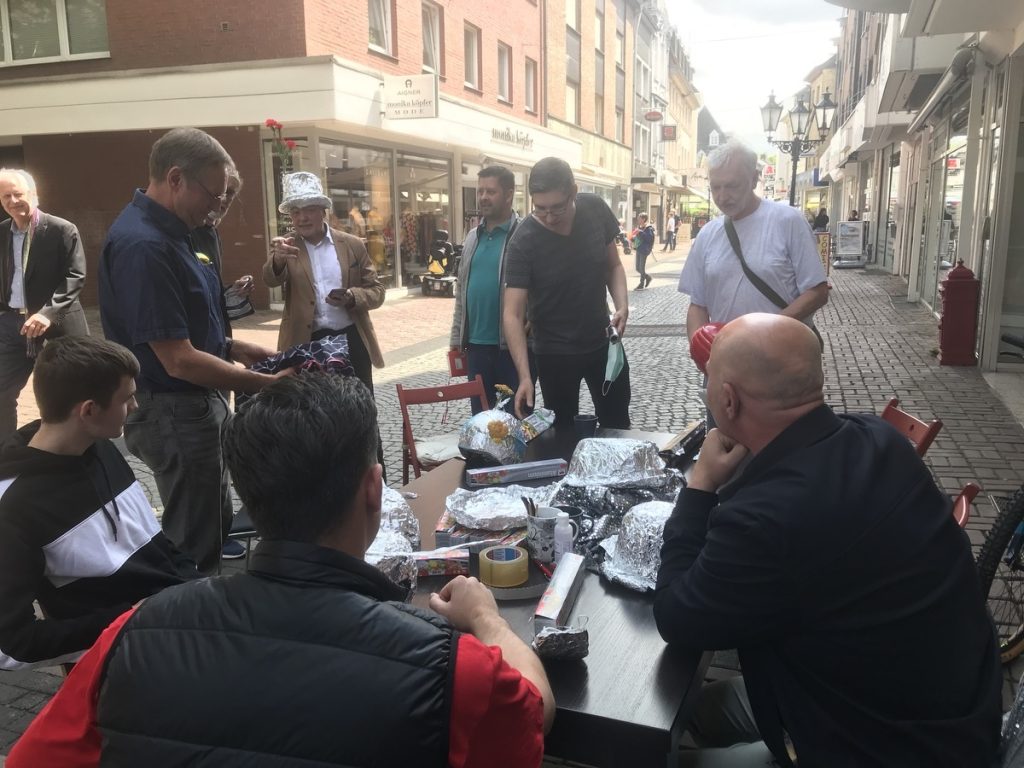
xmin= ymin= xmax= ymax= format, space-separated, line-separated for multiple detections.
xmin=938 ymin=260 xmax=980 ymax=366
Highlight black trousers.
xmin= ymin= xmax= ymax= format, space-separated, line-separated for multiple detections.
xmin=312 ymin=325 xmax=384 ymax=479
xmin=534 ymin=344 xmax=631 ymax=429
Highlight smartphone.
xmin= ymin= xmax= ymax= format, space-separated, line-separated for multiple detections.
xmin=328 ymin=288 xmax=349 ymax=301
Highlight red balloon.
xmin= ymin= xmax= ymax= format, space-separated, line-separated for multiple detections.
xmin=689 ymin=323 xmax=725 ymax=375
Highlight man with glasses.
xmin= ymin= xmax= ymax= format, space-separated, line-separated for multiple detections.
xmin=100 ymin=128 xmax=287 ymax=573
xmin=503 ymin=157 xmax=631 ymax=428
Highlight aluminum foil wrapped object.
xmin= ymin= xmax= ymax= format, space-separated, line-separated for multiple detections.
xmin=365 ymin=529 xmax=417 ymax=590
xmin=563 ymin=439 xmax=667 ymax=488
xmin=533 ymin=625 xmax=590 ymax=661
xmin=446 ymin=484 xmax=556 ymax=531
xmin=458 ymin=409 xmax=527 ymax=467
xmin=380 ymin=486 xmax=421 ymax=550
xmin=600 ymin=501 xmax=674 ymax=592
xmin=553 ymin=472 xmax=684 ymax=526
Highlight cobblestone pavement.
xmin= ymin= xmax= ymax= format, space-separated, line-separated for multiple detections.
xmin=4 ymin=243 xmax=1024 ymax=754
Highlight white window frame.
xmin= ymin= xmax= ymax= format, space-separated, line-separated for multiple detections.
xmin=464 ymin=23 xmax=481 ymax=90
xmin=566 ymin=81 xmax=579 ymax=125
xmin=368 ymin=0 xmax=393 ymax=55
xmin=0 ymin=0 xmax=110 ymax=67
xmin=525 ymin=57 xmax=537 ymax=113
xmin=497 ymin=42 xmax=512 ymax=103
xmin=421 ymin=1 xmax=440 ymax=74
xmin=565 ymin=0 xmax=579 ymax=30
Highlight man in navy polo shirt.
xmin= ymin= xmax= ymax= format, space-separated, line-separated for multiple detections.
xmin=99 ymin=128 xmax=289 ymax=574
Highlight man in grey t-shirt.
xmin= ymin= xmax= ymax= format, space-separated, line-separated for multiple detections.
xmin=503 ymin=157 xmax=631 ymax=428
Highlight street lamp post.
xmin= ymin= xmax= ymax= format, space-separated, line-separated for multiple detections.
xmin=761 ymin=90 xmax=836 ymax=207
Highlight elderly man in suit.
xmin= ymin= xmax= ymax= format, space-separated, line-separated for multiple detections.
xmin=0 ymin=168 xmax=89 ymax=439
xmin=263 ymin=172 xmax=385 ymax=392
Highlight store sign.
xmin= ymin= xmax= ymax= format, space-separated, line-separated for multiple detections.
xmin=491 ymin=126 xmax=535 ymax=151
xmin=382 ymin=74 xmax=438 ymax=120
xmin=661 ymin=125 xmax=677 ymax=141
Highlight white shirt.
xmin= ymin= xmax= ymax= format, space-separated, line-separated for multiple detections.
xmin=9 ymin=221 xmax=26 ymax=309
xmin=305 ymin=227 xmax=354 ymax=332
xmin=678 ymin=199 xmax=826 ymax=325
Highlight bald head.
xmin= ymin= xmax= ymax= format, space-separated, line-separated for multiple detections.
xmin=709 ymin=313 xmax=824 ymax=411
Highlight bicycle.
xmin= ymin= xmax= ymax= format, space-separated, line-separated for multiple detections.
xmin=976 ymin=486 xmax=1024 ymax=663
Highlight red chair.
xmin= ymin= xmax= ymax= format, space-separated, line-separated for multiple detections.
xmin=881 ymin=398 xmax=943 ymax=457
xmin=952 ymin=483 xmax=980 ymax=529
xmin=396 ymin=375 xmax=488 ymax=484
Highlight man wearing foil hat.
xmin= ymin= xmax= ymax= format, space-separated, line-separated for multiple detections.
xmin=9 ymin=374 xmax=554 ymax=767
xmin=504 ymin=157 xmax=631 ymax=428
xmin=264 ymin=171 xmax=385 ymax=395
xmin=450 ymin=165 xmax=533 ymax=413
xmin=654 ymin=313 xmax=1001 ymax=767
xmin=99 ymin=128 xmax=286 ymax=574
xmin=677 ymin=139 xmax=828 ymax=342
xmin=0 ymin=168 xmax=90 ymax=440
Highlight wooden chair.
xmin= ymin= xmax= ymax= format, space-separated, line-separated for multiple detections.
xmin=881 ymin=398 xmax=943 ymax=457
xmin=952 ymin=482 xmax=980 ymax=529
xmin=396 ymin=375 xmax=488 ymax=484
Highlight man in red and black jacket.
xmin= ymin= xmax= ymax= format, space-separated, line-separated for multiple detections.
xmin=9 ymin=373 xmax=553 ymax=768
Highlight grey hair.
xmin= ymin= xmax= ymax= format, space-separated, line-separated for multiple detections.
xmin=707 ymin=139 xmax=758 ymax=175
xmin=227 ymin=166 xmax=243 ymax=191
xmin=148 ymin=128 xmax=233 ymax=181
xmin=0 ymin=168 xmax=38 ymax=195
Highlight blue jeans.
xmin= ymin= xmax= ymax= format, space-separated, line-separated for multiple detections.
xmin=125 ymin=390 xmax=232 ymax=574
xmin=466 ymin=344 xmax=534 ymax=413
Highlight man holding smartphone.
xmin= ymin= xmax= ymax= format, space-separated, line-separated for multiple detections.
xmin=263 ymin=172 xmax=385 ymax=393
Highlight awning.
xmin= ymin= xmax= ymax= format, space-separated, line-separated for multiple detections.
xmin=907 ymin=45 xmax=976 ymax=134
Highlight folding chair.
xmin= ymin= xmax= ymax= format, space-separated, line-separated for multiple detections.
xmin=880 ymin=398 xmax=943 ymax=457
xmin=952 ymin=482 xmax=980 ymax=529
xmin=396 ymin=375 xmax=487 ymax=484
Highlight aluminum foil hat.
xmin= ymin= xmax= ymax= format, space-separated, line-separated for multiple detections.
xmin=278 ymin=171 xmax=332 ymax=213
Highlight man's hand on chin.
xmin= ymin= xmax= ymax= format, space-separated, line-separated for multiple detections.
xmin=687 ymin=428 xmax=749 ymax=493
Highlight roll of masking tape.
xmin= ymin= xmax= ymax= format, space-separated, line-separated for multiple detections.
xmin=478 ymin=545 xmax=529 ymax=588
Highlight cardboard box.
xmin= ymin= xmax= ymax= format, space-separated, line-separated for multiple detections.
xmin=434 ymin=510 xmax=526 ymax=551
xmin=465 ymin=458 xmax=568 ymax=487
xmin=534 ymin=553 xmax=586 ymax=632
xmin=414 ymin=549 xmax=470 ymax=578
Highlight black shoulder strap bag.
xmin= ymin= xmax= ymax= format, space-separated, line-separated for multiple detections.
xmin=723 ymin=217 xmax=824 ymax=352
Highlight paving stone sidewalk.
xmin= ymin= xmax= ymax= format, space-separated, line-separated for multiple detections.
xmin=4 ymin=247 xmax=1024 ymax=754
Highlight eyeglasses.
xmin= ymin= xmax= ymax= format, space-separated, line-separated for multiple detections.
xmin=532 ymin=195 xmax=574 ymax=219
xmin=188 ymin=176 xmax=230 ymax=204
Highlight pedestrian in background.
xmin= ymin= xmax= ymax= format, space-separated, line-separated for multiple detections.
xmin=0 ymin=169 xmax=89 ymax=440
xmin=633 ymin=212 xmax=656 ymax=290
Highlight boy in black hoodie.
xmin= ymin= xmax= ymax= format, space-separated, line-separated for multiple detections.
xmin=0 ymin=336 xmax=198 ymax=670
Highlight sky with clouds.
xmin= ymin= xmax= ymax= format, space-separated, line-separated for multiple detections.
xmin=666 ymin=0 xmax=842 ymax=151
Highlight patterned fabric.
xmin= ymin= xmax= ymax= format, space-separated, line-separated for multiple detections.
xmin=237 ymin=336 xmax=354 ymax=408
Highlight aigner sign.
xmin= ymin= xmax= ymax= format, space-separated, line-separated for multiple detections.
xmin=382 ymin=74 xmax=439 ymax=120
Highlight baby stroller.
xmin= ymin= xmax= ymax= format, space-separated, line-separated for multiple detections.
xmin=422 ymin=229 xmax=458 ymax=297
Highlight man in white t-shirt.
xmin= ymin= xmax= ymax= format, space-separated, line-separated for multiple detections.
xmin=678 ymin=140 xmax=828 ymax=341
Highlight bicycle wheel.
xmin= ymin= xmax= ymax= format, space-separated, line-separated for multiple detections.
xmin=976 ymin=486 xmax=1024 ymax=663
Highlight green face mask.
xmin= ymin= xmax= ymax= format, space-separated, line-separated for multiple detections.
xmin=603 ymin=339 xmax=625 ymax=396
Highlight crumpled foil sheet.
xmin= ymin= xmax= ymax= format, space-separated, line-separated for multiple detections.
xmin=563 ymin=439 xmax=668 ymax=488
xmin=533 ymin=626 xmax=590 ymax=661
xmin=459 ymin=409 xmax=527 ymax=466
xmin=552 ymin=472 xmax=683 ymax=524
xmin=599 ymin=501 xmax=674 ymax=592
xmin=446 ymin=484 xmax=556 ymax=531
xmin=380 ymin=486 xmax=421 ymax=550
xmin=365 ymin=529 xmax=417 ymax=589
xmin=1002 ymin=672 xmax=1024 ymax=763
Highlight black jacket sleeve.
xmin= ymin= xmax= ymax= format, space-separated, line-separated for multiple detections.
xmin=0 ymin=522 xmax=128 ymax=670
xmin=653 ymin=487 xmax=799 ymax=651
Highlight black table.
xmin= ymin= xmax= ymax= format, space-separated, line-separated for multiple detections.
xmin=403 ymin=425 xmax=710 ymax=767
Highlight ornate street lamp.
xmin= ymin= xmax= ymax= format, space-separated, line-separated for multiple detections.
xmin=761 ymin=90 xmax=835 ymax=206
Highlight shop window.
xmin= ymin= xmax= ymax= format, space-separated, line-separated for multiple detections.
xmin=525 ymin=57 xmax=537 ymax=113
xmin=498 ymin=42 xmax=512 ymax=103
xmin=396 ymin=152 xmax=451 ymax=287
xmin=422 ymin=2 xmax=443 ymax=75
xmin=320 ymin=141 xmax=397 ymax=288
xmin=464 ymin=23 xmax=481 ymax=90
xmin=2 ymin=0 xmax=108 ymax=65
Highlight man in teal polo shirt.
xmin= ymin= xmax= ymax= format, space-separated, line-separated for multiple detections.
xmin=450 ymin=166 xmax=531 ymax=412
